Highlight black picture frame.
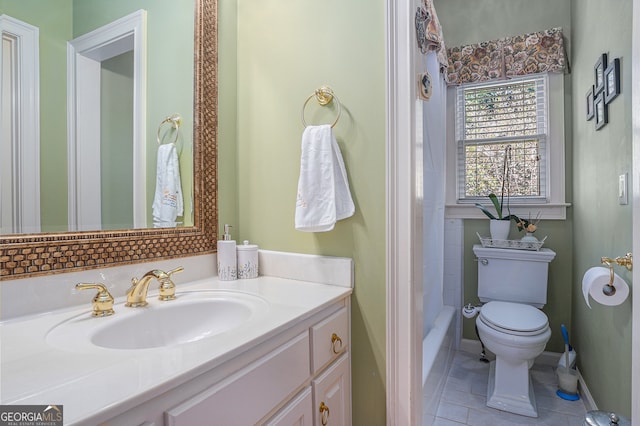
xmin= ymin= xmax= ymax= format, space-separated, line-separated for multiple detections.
xmin=595 ymin=92 xmax=608 ymax=130
xmin=594 ymin=53 xmax=608 ymax=95
xmin=604 ymin=57 xmax=621 ymax=104
xmin=586 ymin=86 xmax=595 ymax=121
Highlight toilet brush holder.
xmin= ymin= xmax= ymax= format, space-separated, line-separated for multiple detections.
xmin=556 ymin=366 xmax=580 ymax=401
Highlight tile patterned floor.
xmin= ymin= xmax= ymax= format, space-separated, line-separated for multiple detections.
xmin=429 ymin=350 xmax=588 ymax=425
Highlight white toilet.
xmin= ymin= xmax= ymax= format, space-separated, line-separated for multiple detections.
xmin=471 ymin=244 xmax=556 ymax=418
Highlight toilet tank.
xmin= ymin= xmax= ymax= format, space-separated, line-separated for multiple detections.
xmin=473 ymin=245 xmax=556 ymax=308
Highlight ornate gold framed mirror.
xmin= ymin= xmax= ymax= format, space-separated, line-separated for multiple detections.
xmin=0 ymin=0 xmax=217 ymax=280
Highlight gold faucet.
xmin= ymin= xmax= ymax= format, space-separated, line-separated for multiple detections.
xmin=125 ymin=266 xmax=184 ymax=307
xmin=76 ymin=283 xmax=115 ymax=317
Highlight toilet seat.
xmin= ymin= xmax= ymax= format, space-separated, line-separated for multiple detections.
xmin=479 ymin=301 xmax=549 ymax=336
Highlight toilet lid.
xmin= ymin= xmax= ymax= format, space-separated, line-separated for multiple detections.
xmin=479 ymin=301 xmax=549 ymax=336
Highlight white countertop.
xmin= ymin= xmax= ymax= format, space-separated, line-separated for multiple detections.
xmin=0 ymin=275 xmax=351 ymax=424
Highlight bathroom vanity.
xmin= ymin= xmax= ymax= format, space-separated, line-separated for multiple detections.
xmin=0 ymin=251 xmax=353 ymax=425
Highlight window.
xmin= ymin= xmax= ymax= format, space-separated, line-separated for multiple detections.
xmin=445 ymin=72 xmax=567 ymax=219
xmin=456 ymin=75 xmax=547 ymax=203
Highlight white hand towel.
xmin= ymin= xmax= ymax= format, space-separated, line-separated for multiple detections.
xmin=295 ymin=125 xmax=355 ymax=232
xmin=152 ymin=143 xmax=183 ymax=228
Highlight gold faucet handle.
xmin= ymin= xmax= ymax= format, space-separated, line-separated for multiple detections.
xmin=158 ymin=266 xmax=184 ymax=301
xmin=167 ymin=266 xmax=184 ymax=277
xmin=76 ymin=283 xmax=115 ymax=317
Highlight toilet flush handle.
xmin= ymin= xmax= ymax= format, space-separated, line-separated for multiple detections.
xmin=480 ymin=258 xmax=489 ymax=266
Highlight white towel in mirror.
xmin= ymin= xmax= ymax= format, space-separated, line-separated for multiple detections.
xmin=153 ymin=143 xmax=183 ymax=227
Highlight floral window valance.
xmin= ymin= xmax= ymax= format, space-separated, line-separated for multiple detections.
xmin=446 ymin=27 xmax=568 ymax=86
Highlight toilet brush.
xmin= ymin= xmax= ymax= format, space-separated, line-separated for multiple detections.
xmin=557 ymin=324 xmax=577 ymax=369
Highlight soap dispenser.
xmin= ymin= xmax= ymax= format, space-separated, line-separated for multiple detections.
xmin=217 ymin=224 xmax=237 ymax=281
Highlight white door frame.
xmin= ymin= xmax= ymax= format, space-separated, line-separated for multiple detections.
xmin=386 ymin=0 xmax=423 ymax=424
xmin=630 ymin=0 xmax=639 ymax=420
xmin=0 ymin=15 xmax=40 ymax=234
xmin=67 ymin=10 xmax=147 ymax=231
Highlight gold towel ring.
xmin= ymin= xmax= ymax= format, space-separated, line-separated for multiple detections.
xmin=157 ymin=113 xmax=182 ymax=145
xmin=301 ymin=86 xmax=342 ymax=128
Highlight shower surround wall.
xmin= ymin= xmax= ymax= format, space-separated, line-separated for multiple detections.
xmin=422 ymin=52 xmax=447 ymax=338
xmin=421 ymin=51 xmax=462 ymax=421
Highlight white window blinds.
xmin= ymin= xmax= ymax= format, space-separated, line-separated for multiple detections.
xmin=456 ymin=75 xmax=548 ymax=201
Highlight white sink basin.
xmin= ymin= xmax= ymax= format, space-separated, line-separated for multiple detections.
xmin=47 ymin=290 xmax=269 ymax=351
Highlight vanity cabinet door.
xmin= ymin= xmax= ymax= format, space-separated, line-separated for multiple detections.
xmin=312 ymin=352 xmax=350 ymax=426
xmin=264 ymin=386 xmax=313 ymax=426
xmin=310 ymin=307 xmax=348 ymax=374
xmin=165 ymin=332 xmax=310 ymax=426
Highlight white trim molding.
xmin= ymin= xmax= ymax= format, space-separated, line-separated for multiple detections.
xmin=0 ymin=14 xmax=40 ymax=233
xmin=386 ymin=0 xmax=422 ymax=424
xmin=631 ymin=0 xmax=640 ymax=421
xmin=445 ymin=203 xmax=570 ymax=220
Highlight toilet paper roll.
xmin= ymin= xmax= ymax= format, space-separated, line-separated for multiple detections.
xmin=581 ymin=266 xmax=629 ymax=308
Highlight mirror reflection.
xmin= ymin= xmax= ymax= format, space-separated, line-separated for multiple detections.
xmin=0 ymin=0 xmax=195 ymax=235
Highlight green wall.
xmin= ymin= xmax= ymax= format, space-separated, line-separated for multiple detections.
xmin=436 ymin=0 xmax=574 ymax=353
xmin=217 ymin=0 xmax=239 ymax=232
xmin=218 ymin=0 xmax=387 ymax=423
xmin=101 ymin=52 xmax=134 ymax=230
xmin=571 ymin=0 xmax=633 ymax=416
xmin=435 ymin=0 xmax=571 ymax=47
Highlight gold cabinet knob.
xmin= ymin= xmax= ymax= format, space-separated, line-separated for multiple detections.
xmin=319 ymin=401 xmax=330 ymax=425
xmin=331 ymin=333 xmax=343 ymax=354
xmin=76 ymin=283 xmax=115 ymax=317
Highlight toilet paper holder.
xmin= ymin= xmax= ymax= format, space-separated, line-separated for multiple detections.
xmin=600 ymin=253 xmax=633 ymax=290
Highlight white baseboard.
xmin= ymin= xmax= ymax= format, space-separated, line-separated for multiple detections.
xmin=577 ymin=367 xmax=598 ymax=411
xmin=459 ymin=338 xmax=596 ymax=409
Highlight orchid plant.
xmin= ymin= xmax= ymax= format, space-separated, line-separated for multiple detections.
xmin=475 ymin=193 xmax=517 ymax=220
xmin=474 ymin=145 xmax=518 ymax=221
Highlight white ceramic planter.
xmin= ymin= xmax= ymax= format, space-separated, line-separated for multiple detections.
xmin=489 ymin=219 xmax=511 ymax=240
